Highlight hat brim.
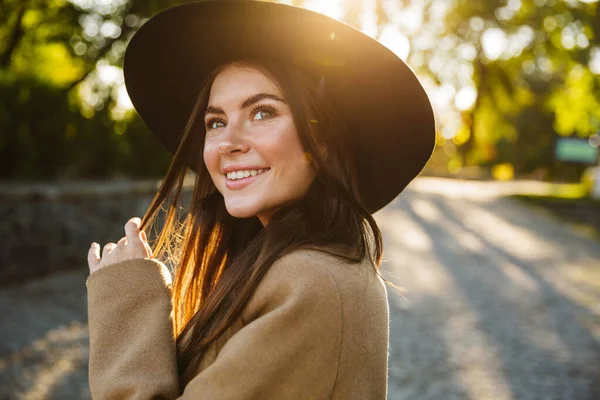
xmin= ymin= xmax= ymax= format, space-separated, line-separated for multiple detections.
xmin=123 ymin=0 xmax=436 ymax=213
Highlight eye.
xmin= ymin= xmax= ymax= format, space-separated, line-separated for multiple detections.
xmin=252 ymin=105 xmax=276 ymax=121
xmin=205 ymin=118 xmax=225 ymax=130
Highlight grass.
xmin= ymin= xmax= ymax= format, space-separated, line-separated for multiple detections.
xmin=515 ymin=193 xmax=600 ymax=205
xmin=512 ymin=192 xmax=600 ymax=241
xmin=514 ymin=182 xmax=588 ymax=198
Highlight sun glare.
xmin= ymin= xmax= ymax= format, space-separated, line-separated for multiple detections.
xmin=303 ymin=0 xmax=412 ymax=61
xmin=303 ymin=0 xmax=345 ymax=21
xmin=106 ymin=0 xmax=419 ymax=114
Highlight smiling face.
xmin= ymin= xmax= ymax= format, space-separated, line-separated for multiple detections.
xmin=202 ymin=64 xmax=317 ymax=226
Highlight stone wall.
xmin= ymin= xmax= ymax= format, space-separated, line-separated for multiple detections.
xmin=0 ymin=179 xmax=195 ymax=285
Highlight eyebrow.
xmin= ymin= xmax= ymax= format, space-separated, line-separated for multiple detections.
xmin=205 ymin=93 xmax=286 ymax=116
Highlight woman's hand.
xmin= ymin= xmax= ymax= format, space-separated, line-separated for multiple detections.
xmin=88 ymin=217 xmax=153 ymax=275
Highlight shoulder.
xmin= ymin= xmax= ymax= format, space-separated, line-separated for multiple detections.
xmin=240 ymin=248 xmax=344 ymax=324
xmin=262 ymin=248 xmax=349 ymax=292
xmin=270 ymin=249 xmax=390 ymax=325
xmin=272 ymin=248 xmax=385 ymax=298
xmin=271 ymin=248 xmax=349 ymax=279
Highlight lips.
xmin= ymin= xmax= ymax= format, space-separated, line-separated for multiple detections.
xmin=226 ymin=168 xmax=269 ymax=181
xmin=224 ymin=168 xmax=270 ymax=190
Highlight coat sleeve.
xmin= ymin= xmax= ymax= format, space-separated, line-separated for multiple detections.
xmin=86 ymin=251 xmax=344 ymax=400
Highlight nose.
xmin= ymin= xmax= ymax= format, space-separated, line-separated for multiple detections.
xmin=218 ymin=121 xmax=250 ymax=155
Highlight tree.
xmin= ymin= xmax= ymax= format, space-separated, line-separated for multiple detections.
xmin=435 ymin=0 xmax=600 ymax=179
xmin=0 ymin=0 xmax=188 ymax=179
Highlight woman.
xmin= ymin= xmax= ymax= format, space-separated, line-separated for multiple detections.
xmin=86 ymin=1 xmax=435 ymax=399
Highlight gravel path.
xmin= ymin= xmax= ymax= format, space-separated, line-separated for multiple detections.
xmin=1 ymin=178 xmax=599 ymax=399
xmin=381 ymin=179 xmax=600 ymax=400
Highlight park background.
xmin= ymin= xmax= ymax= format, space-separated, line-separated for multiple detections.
xmin=1 ymin=0 xmax=600 ymax=399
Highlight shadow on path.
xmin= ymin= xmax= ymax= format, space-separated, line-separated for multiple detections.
xmin=383 ymin=187 xmax=600 ymax=399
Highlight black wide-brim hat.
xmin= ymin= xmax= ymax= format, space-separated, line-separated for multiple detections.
xmin=123 ymin=0 xmax=436 ymax=213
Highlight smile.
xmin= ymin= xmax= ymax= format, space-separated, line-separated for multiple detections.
xmin=224 ymin=168 xmax=270 ymax=191
xmin=226 ymin=168 xmax=269 ymax=181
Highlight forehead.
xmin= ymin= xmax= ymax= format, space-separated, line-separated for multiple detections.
xmin=208 ymin=65 xmax=282 ymax=103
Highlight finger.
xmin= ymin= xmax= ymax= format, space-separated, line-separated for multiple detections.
xmin=140 ymin=230 xmax=153 ymax=256
xmin=125 ymin=217 xmax=142 ymax=245
xmin=88 ymin=243 xmax=101 ymax=271
xmin=102 ymin=243 xmax=117 ymax=259
xmin=140 ymin=229 xmax=150 ymax=248
xmin=117 ymin=236 xmax=127 ymax=246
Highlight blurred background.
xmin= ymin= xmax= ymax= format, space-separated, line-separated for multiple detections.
xmin=1 ymin=0 xmax=599 ymax=399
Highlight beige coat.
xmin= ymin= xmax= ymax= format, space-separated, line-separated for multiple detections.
xmin=86 ymin=248 xmax=390 ymax=399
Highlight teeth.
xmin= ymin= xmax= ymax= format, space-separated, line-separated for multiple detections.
xmin=226 ymin=169 xmax=268 ymax=180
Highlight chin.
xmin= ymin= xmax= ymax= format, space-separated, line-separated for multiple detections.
xmin=224 ymin=200 xmax=263 ymax=220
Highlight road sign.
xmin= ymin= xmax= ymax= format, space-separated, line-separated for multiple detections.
xmin=555 ymin=137 xmax=599 ymax=164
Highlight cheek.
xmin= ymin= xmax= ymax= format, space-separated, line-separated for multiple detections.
xmin=263 ymin=140 xmax=292 ymax=166
xmin=265 ymin=130 xmax=313 ymax=183
xmin=203 ymin=141 xmax=220 ymax=180
xmin=261 ymin=123 xmax=304 ymax=164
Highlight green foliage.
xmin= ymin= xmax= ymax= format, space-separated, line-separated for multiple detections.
xmin=0 ymin=75 xmax=173 ymax=179
xmin=549 ymin=64 xmax=600 ymax=137
xmin=0 ymin=0 xmax=188 ymax=180
xmin=1 ymin=0 xmax=599 ymax=181
xmin=435 ymin=0 xmax=600 ymax=179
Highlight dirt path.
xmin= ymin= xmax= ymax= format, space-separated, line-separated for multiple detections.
xmin=1 ymin=178 xmax=599 ymax=399
xmin=380 ymin=179 xmax=600 ymax=399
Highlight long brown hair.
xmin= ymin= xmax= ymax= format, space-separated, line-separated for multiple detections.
xmin=139 ymin=58 xmax=400 ymax=387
